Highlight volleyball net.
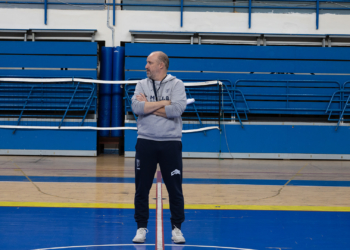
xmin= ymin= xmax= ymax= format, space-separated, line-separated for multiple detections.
xmin=0 ymin=77 xmax=225 ymax=133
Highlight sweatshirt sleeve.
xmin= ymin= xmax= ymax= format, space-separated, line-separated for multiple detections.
xmin=131 ymin=81 xmax=146 ymax=115
xmin=164 ymin=80 xmax=187 ymax=118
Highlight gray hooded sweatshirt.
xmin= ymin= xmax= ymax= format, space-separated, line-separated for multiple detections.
xmin=131 ymin=74 xmax=187 ymax=141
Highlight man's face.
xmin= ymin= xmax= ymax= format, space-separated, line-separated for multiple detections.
xmin=145 ymin=53 xmax=161 ymax=80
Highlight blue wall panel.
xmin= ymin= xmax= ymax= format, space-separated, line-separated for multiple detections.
xmin=0 ymin=55 xmax=97 ymax=69
xmin=0 ymin=70 xmax=97 ymax=78
xmin=125 ymin=123 xmax=350 ymax=156
xmin=0 ymin=41 xmax=98 ymax=55
xmin=126 ymin=57 xmax=350 ymax=74
xmin=0 ymin=129 xmax=96 ymax=151
xmin=125 ymin=43 xmax=350 ymax=60
xmin=0 ymin=122 xmax=97 ymax=151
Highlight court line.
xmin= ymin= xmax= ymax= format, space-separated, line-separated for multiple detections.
xmin=1 ymin=201 xmax=350 ymax=212
xmin=156 ymin=171 xmax=164 ymax=250
xmin=2 ymin=167 xmax=349 ymax=176
xmin=33 ymin=244 xmax=255 ymax=250
xmin=1 ymin=175 xmax=350 ymax=186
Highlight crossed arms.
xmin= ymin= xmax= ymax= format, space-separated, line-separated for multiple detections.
xmin=135 ymin=93 xmax=169 ymax=118
xmin=131 ymin=80 xmax=186 ymax=119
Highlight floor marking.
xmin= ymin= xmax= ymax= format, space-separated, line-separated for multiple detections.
xmin=9 ymin=159 xmax=66 ymax=200
xmin=1 ymin=201 xmax=350 ymax=212
xmin=261 ymin=163 xmax=308 ymax=200
xmin=156 ymin=171 xmax=164 ymax=250
xmin=33 ymin=244 xmax=255 ymax=250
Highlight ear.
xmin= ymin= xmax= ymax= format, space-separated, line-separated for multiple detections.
xmin=159 ymin=61 xmax=164 ymax=69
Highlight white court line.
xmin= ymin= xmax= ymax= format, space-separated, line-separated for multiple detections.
xmin=33 ymin=244 xmax=255 ymax=250
xmin=156 ymin=171 xmax=164 ymax=250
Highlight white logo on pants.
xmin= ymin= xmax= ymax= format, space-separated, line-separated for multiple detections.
xmin=171 ymin=169 xmax=181 ymax=176
xmin=136 ymin=159 xmax=140 ymax=170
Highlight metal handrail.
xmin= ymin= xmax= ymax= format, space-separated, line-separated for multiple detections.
xmin=325 ymin=90 xmax=350 ymax=130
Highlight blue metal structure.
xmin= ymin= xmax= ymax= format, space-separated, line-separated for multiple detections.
xmin=2 ymin=0 xmax=350 ymax=29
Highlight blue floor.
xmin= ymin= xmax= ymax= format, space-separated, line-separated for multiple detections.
xmin=0 ymin=207 xmax=349 ymax=250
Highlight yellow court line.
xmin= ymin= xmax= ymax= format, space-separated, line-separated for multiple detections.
xmin=0 ymin=201 xmax=350 ymax=212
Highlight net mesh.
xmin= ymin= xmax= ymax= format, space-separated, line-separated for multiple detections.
xmin=0 ymin=78 xmax=99 ymax=129
xmin=0 ymin=78 xmax=225 ymax=133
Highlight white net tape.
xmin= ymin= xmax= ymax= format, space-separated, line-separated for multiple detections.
xmin=0 ymin=125 xmax=220 ymax=133
xmin=0 ymin=78 xmax=221 ymax=86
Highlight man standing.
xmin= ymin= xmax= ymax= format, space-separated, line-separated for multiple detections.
xmin=131 ymin=51 xmax=186 ymax=244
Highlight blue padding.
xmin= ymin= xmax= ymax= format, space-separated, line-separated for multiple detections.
xmin=126 ymin=43 xmax=350 ymax=60
xmin=125 ymin=123 xmax=350 ymax=155
xmin=111 ymin=46 xmax=125 ymax=137
xmin=126 ymin=57 xmax=350 ymax=74
xmin=0 ymin=55 xmax=97 ymax=69
xmin=0 ymin=41 xmax=97 ymax=55
xmin=98 ymin=47 xmax=114 ymax=137
xmin=0 ymin=70 xmax=97 ymax=78
xmin=0 ymin=127 xmax=97 ymax=150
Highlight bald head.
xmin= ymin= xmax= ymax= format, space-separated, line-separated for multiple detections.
xmin=145 ymin=51 xmax=169 ymax=81
xmin=153 ymin=51 xmax=169 ymax=70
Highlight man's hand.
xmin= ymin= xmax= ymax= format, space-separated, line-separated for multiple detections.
xmin=153 ymin=107 xmax=167 ymax=117
xmin=136 ymin=93 xmax=148 ymax=102
xmin=161 ymin=100 xmax=171 ymax=106
xmin=139 ymin=94 xmax=171 ymax=115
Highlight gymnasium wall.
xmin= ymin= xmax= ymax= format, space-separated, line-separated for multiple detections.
xmin=1 ymin=9 xmax=350 ymax=47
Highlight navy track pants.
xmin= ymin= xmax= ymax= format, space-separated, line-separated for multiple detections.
xmin=134 ymin=138 xmax=185 ymax=230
